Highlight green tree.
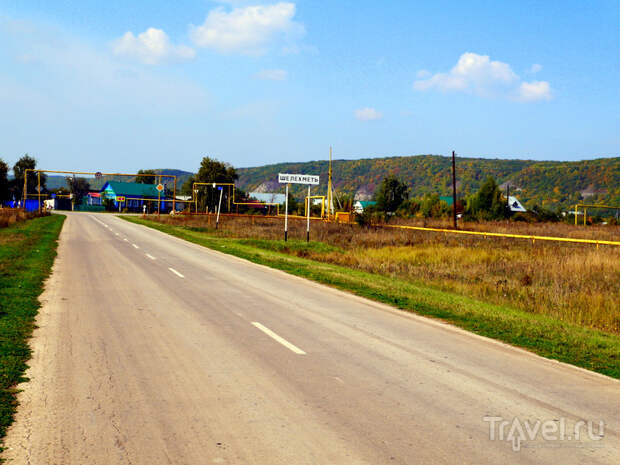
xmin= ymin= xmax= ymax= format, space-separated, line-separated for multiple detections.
xmin=193 ymin=157 xmax=238 ymax=212
xmin=466 ymin=177 xmax=510 ymax=220
xmin=100 ymin=191 xmax=115 ymax=211
xmin=66 ymin=177 xmax=91 ymax=208
xmin=283 ymin=190 xmax=299 ymax=214
xmin=136 ymin=169 xmax=157 ymax=184
xmin=0 ymin=158 xmax=9 ymax=203
xmin=374 ymin=175 xmax=409 ymax=213
xmin=12 ymin=154 xmax=46 ymax=203
xmin=420 ymin=194 xmax=451 ymax=218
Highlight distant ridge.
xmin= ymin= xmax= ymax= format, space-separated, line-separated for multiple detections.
xmin=38 ymin=156 xmax=619 ymax=210
xmin=235 ymin=155 xmax=620 ymax=210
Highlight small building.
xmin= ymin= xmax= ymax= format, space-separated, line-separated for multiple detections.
xmin=508 ymin=196 xmax=527 ymax=212
xmin=354 ymin=200 xmax=377 ymax=213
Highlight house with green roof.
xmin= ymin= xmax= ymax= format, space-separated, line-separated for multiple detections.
xmin=353 ymin=200 xmax=377 ymax=213
xmin=99 ymin=181 xmax=166 ymax=212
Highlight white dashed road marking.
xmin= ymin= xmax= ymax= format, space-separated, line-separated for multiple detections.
xmin=251 ymin=322 xmax=306 ymax=355
xmin=168 ymin=268 xmax=184 ymax=278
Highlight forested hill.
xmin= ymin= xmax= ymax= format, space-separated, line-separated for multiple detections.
xmin=236 ymin=155 xmax=619 ymax=210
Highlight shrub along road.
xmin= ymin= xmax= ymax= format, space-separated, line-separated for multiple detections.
xmin=2 ymin=212 xmax=619 ymax=464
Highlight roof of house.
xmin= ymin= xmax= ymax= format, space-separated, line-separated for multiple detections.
xmin=355 ymin=201 xmax=377 ymax=207
xmin=508 ymin=196 xmax=527 ymax=212
xmin=101 ymin=181 xmax=160 ymax=197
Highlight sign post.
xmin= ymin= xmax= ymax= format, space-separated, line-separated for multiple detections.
xmin=215 ymin=185 xmax=223 ymax=230
xmin=284 ymin=184 xmax=289 ymax=241
xmin=278 ymin=173 xmax=319 ymax=242
xmin=306 ymin=185 xmax=311 ymax=242
xmin=156 ymin=179 xmax=164 ymax=215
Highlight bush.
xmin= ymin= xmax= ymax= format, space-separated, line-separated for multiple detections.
xmin=465 ymin=177 xmax=510 ymax=221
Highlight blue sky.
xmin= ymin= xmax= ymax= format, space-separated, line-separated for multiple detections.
xmin=0 ymin=0 xmax=618 ymax=171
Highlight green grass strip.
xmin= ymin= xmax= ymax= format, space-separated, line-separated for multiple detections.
xmin=0 ymin=215 xmax=65 ymax=450
xmin=122 ymin=217 xmax=620 ymax=379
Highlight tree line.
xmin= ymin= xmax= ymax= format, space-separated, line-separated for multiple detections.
xmin=0 ymin=154 xmax=47 ymax=205
xmin=359 ymin=174 xmax=566 ymax=224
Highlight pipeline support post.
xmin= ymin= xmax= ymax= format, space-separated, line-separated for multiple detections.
xmin=37 ymin=171 xmax=41 ymax=214
xmin=173 ymin=177 xmax=176 ymax=213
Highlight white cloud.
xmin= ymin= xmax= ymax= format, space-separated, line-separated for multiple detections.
xmin=530 ymin=63 xmax=543 ymax=73
xmin=518 ymin=80 xmax=552 ymax=102
xmin=189 ymin=2 xmax=305 ymax=55
xmin=413 ymin=52 xmax=517 ymax=96
xmin=414 ymin=52 xmax=552 ymax=102
xmin=355 ymin=107 xmax=383 ymax=121
xmin=113 ymin=28 xmax=195 ymax=64
xmin=416 ymin=69 xmax=431 ymax=78
xmin=254 ymin=69 xmax=288 ymax=80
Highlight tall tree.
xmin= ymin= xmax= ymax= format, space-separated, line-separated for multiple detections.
xmin=193 ymin=157 xmax=238 ymax=212
xmin=136 ymin=169 xmax=157 ymax=184
xmin=0 ymin=158 xmax=9 ymax=203
xmin=374 ymin=175 xmax=409 ymax=213
xmin=12 ymin=154 xmax=46 ymax=203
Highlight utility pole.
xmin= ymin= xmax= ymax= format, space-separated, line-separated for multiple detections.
xmin=506 ymin=183 xmax=510 ymax=209
xmin=327 ymin=146 xmax=333 ymax=219
xmin=451 ymin=150 xmax=457 ymax=229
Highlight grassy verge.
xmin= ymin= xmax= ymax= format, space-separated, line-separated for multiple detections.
xmin=0 ymin=215 xmax=65 ymax=450
xmin=123 ymin=216 xmax=620 ymax=379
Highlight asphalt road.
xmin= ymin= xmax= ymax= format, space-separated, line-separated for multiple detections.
xmin=3 ymin=212 xmax=619 ymax=464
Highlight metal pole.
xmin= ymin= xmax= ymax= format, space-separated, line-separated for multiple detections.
xmin=451 ymin=150 xmax=457 ymax=229
xmin=584 ymin=208 xmax=587 ymax=226
xmin=327 ymin=146 xmax=333 ymax=219
xmin=306 ymin=185 xmax=311 ymax=242
xmin=173 ymin=177 xmax=176 ymax=213
xmin=216 ymin=188 xmax=223 ymax=230
xmin=575 ymin=205 xmax=578 ymax=225
xmin=22 ymin=169 xmax=28 ymax=209
xmin=37 ymin=171 xmax=41 ymax=214
xmin=506 ymin=183 xmax=510 ymax=208
xmin=284 ymin=184 xmax=289 ymax=242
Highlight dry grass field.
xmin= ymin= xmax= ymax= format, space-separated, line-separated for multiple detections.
xmin=150 ymin=213 xmax=620 ymax=335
